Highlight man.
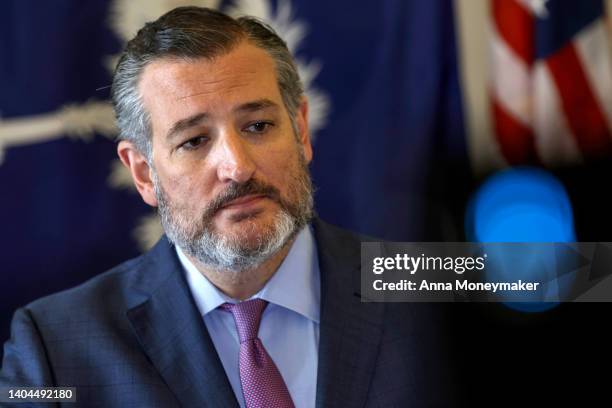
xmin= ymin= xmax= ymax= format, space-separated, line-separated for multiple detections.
xmin=1 ymin=7 xmax=452 ymax=407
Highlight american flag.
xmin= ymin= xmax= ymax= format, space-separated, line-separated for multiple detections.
xmin=490 ymin=0 xmax=612 ymax=166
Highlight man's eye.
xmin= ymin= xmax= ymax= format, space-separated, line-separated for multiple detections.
xmin=180 ymin=136 xmax=208 ymax=150
xmin=244 ymin=121 xmax=273 ymax=133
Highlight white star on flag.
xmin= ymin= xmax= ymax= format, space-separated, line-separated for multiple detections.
xmin=519 ymin=0 xmax=550 ymax=18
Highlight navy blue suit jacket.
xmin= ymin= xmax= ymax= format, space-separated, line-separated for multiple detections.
xmin=1 ymin=219 xmax=453 ymax=407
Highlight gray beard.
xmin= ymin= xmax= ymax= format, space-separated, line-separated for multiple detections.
xmin=151 ymin=159 xmax=313 ymax=273
xmin=164 ymin=200 xmax=298 ymax=272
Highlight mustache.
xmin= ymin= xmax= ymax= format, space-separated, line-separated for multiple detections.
xmin=203 ymin=179 xmax=282 ymax=218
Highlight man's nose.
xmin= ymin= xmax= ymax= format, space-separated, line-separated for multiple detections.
xmin=215 ymin=128 xmax=256 ymax=184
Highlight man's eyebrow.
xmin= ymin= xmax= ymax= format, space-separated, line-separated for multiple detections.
xmin=166 ymin=112 xmax=209 ymax=141
xmin=234 ymin=99 xmax=280 ymax=114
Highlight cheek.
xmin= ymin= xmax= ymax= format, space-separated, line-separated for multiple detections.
xmin=258 ymin=145 xmax=303 ymax=191
xmin=159 ymin=167 xmax=214 ymax=210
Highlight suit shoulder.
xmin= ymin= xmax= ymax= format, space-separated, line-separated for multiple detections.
xmin=312 ymin=218 xmax=382 ymax=248
xmin=312 ymin=218 xmax=382 ymax=242
xmin=23 ymin=254 xmax=148 ymax=320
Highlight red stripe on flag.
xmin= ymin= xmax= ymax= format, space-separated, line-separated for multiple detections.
xmin=492 ymin=98 xmax=540 ymax=165
xmin=546 ymin=43 xmax=612 ymax=157
xmin=492 ymin=0 xmax=534 ymax=64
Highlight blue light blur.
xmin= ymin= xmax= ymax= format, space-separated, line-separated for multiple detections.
xmin=466 ymin=167 xmax=576 ymax=312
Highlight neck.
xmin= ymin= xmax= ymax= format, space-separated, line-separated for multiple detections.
xmin=187 ymin=239 xmax=295 ymax=300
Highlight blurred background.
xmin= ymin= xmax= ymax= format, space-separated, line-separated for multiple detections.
xmin=1 ymin=0 xmax=611 ymax=405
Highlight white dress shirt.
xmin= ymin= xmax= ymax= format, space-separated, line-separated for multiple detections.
xmin=177 ymin=226 xmax=320 ymax=408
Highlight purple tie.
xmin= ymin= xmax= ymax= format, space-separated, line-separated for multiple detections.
xmin=219 ymin=299 xmax=295 ymax=408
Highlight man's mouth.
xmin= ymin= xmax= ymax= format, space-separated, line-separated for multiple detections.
xmin=221 ymin=194 xmax=268 ymax=210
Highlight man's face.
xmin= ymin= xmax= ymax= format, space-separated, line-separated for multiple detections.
xmin=135 ymin=41 xmax=313 ymax=271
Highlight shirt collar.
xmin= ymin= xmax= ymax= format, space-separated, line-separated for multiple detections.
xmin=177 ymin=226 xmax=320 ymax=324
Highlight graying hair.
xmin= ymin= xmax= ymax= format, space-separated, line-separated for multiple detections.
xmin=111 ymin=6 xmax=304 ymax=159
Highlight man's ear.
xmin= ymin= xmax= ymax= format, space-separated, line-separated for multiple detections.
xmin=296 ymin=97 xmax=313 ymax=164
xmin=117 ymin=141 xmax=158 ymax=207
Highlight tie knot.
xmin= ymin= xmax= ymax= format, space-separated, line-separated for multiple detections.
xmin=219 ymin=298 xmax=268 ymax=343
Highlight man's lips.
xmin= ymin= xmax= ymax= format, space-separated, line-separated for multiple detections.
xmin=220 ymin=194 xmax=268 ymax=210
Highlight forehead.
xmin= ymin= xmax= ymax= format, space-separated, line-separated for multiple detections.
xmin=138 ymin=42 xmax=283 ymax=136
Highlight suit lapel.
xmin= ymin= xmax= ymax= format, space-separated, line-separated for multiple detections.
xmin=313 ymin=220 xmax=385 ymax=408
xmin=126 ymin=238 xmax=238 ymax=408
xmin=124 ymin=221 xmax=383 ymax=408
